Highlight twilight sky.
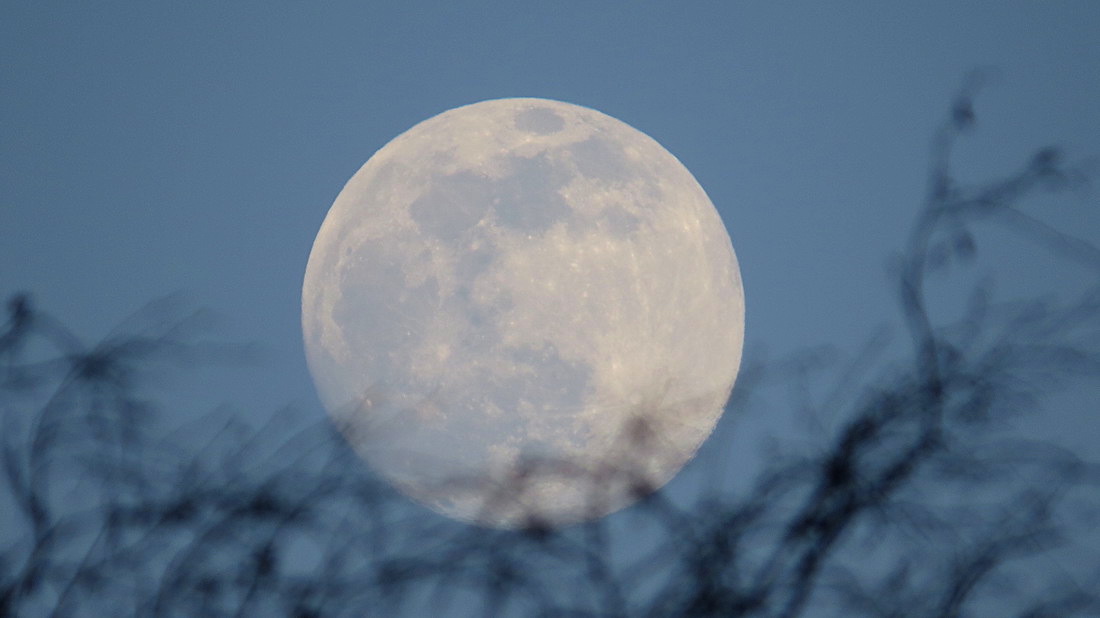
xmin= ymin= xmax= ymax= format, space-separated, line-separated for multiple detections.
xmin=3 ymin=2 xmax=1099 ymax=599
xmin=4 ymin=2 xmax=1099 ymax=413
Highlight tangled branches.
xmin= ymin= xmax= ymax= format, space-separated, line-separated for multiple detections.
xmin=3 ymin=80 xmax=1099 ymax=617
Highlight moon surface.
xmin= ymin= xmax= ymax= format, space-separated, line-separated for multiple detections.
xmin=302 ymin=98 xmax=744 ymax=527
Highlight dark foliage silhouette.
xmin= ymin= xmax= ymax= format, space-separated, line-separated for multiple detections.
xmin=3 ymin=79 xmax=1100 ymax=616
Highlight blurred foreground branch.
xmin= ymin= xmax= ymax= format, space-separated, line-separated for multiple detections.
xmin=3 ymin=78 xmax=1100 ymax=617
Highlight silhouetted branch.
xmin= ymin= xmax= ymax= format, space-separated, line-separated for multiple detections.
xmin=3 ymin=78 xmax=1099 ymax=616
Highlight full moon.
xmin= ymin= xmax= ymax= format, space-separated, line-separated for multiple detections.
xmin=302 ymin=98 xmax=744 ymax=528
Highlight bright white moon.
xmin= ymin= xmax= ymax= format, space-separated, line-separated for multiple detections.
xmin=302 ymin=98 xmax=744 ymax=527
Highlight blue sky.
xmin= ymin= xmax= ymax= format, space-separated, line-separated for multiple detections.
xmin=3 ymin=1 xmax=1100 ymax=608
xmin=4 ymin=3 xmax=1099 ymax=411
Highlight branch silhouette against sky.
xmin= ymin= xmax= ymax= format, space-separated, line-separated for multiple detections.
xmin=2 ymin=81 xmax=1099 ymax=617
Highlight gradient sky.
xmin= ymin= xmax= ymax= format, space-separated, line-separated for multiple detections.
xmin=3 ymin=1 xmax=1099 ymax=608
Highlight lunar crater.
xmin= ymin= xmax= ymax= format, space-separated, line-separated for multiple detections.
xmin=492 ymin=154 xmax=572 ymax=234
xmin=514 ymin=106 xmax=565 ymax=135
xmin=409 ymin=171 xmax=493 ymax=241
xmin=571 ymin=136 xmax=632 ymax=181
